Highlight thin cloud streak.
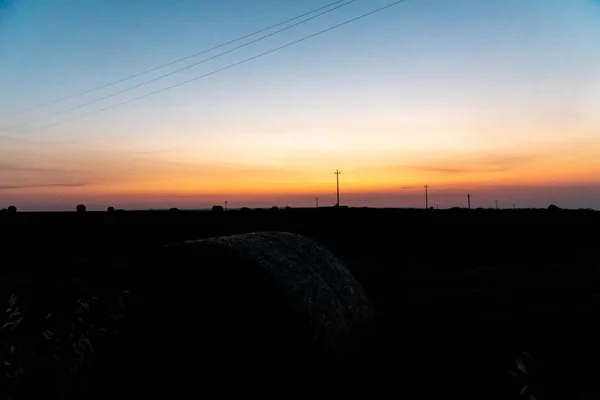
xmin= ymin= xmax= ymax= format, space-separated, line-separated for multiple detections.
xmin=410 ymin=166 xmax=507 ymax=174
xmin=0 ymin=183 xmax=87 ymax=190
xmin=0 ymin=163 xmax=60 ymax=172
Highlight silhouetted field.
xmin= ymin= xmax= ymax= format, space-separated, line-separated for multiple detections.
xmin=1 ymin=207 xmax=600 ymax=399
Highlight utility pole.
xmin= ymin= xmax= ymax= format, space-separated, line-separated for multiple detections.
xmin=424 ymin=184 xmax=429 ymax=209
xmin=225 ymin=201 xmax=228 ymax=211
xmin=334 ymin=169 xmax=341 ymax=206
xmin=316 ymin=197 xmax=319 ymax=208
xmin=467 ymin=194 xmax=471 ymax=210
xmin=495 ymin=200 xmax=498 ymax=210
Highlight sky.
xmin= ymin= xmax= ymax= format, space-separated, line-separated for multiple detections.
xmin=0 ymin=0 xmax=600 ymax=211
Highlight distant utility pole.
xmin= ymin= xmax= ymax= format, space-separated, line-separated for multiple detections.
xmin=316 ymin=197 xmax=319 ymax=208
xmin=424 ymin=184 xmax=429 ymax=209
xmin=225 ymin=201 xmax=228 ymax=211
xmin=334 ymin=169 xmax=341 ymax=206
xmin=513 ymin=204 xmax=515 ymax=210
xmin=495 ymin=200 xmax=498 ymax=210
xmin=467 ymin=194 xmax=471 ymax=210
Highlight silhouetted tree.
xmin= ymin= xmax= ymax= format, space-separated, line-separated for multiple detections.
xmin=240 ymin=207 xmax=250 ymax=212
xmin=212 ymin=205 xmax=224 ymax=213
xmin=169 ymin=208 xmax=179 ymax=212
xmin=8 ymin=205 xmax=17 ymax=213
xmin=548 ymin=204 xmax=561 ymax=211
xmin=285 ymin=205 xmax=291 ymax=211
xmin=0 ymin=208 xmax=7 ymax=213
xmin=107 ymin=206 xmax=115 ymax=213
xmin=271 ymin=206 xmax=280 ymax=212
xmin=76 ymin=204 xmax=86 ymax=213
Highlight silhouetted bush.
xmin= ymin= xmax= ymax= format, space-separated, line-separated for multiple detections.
xmin=271 ymin=206 xmax=280 ymax=212
xmin=0 ymin=208 xmax=7 ymax=213
xmin=169 ymin=208 xmax=179 ymax=212
xmin=76 ymin=204 xmax=86 ymax=213
xmin=240 ymin=207 xmax=250 ymax=212
xmin=107 ymin=206 xmax=115 ymax=213
xmin=285 ymin=205 xmax=291 ymax=211
xmin=212 ymin=205 xmax=224 ymax=212
xmin=548 ymin=204 xmax=561 ymax=211
xmin=7 ymin=206 xmax=17 ymax=213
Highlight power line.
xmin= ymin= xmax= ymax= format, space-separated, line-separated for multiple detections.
xmin=0 ymin=0 xmax=349 ymax=121
xmin=3 ymin=0 xmax=406 ymax=136
xmin=0 ymin=0 xmax=357 ymax=133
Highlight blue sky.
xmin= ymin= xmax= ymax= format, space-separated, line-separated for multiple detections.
xmin=1 ymin=0 xmax=600 ymax=210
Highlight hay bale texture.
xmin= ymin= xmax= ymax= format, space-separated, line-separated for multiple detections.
xmin=117 ymin=232 xmax=375 ymax=397
xmin=158 ymin=231 xmax=373 ymax=354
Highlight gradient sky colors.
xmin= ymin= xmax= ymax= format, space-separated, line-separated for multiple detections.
xmin=1 ymin=0 xmax=600 ymax=211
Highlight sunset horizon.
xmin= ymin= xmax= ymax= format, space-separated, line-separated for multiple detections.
xmin=2 ymin=0 xmax=600 ymax=211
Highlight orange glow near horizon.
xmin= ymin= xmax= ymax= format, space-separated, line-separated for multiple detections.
xmin=3 ymin=134 xmax=599 ymax=210
xmin=2 ymin=105 xmax=600 ymax=210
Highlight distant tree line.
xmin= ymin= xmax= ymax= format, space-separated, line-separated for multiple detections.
xmin=0 ymin=203 xmax=595 ymax=214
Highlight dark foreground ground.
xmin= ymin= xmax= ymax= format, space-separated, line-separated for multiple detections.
xmin=1 ymin=207 xmax=600 ymax=399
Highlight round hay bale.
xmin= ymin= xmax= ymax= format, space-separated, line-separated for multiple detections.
xmin=163 ymin=232 xmax=373 ymax=353
xmin=109 ymin=233 xmax=375 ymax=397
